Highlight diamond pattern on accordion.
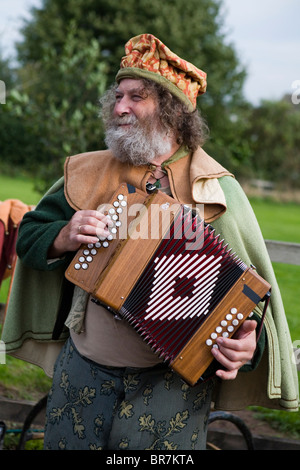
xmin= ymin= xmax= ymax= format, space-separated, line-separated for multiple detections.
xmin=119 ymin=208 xmax=247 ymax=362
xmin=141 ymin=251 xmax=245 ymax=352
xmin=74 ymin=193 xmax=126 ymax=270
xmin=144 ymin=252 xmax=221 ymax=322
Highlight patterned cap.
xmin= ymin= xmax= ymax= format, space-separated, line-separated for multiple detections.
xmin=116 ymin=34 xmax=207 ymax=111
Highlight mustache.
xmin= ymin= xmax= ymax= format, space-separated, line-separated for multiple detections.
xmin=108 ymin=115 xmax=138 ymax=128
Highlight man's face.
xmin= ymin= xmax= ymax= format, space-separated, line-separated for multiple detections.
xmin=113 ymin=78 xmax=158 ymax=123
xmin=103 ymin=79 xmax=174 ymax=166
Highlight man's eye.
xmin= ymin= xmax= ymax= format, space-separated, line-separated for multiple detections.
xmin=132 ymin=95 xmax=143 ymax=101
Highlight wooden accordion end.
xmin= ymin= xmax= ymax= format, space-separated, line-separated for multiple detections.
xmin=66 ymin=183 xmax=271 ymax=386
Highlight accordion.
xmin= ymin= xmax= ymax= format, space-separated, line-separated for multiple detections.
xmin=66 ymin=183 xmax=271 ymax=385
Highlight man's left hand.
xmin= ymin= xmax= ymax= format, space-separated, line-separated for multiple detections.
xmin=211 ymin=319 xmax=257 ymax=380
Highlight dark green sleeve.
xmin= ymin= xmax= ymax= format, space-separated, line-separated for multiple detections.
xmin=16 ymin=185 xmax=76 ymax=271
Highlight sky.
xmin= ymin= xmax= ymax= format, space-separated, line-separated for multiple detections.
xmin=0 ymin=0 xmax=299 ymax=105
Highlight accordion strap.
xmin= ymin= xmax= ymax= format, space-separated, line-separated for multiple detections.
xmin=256 ymin=290 xmax=271 ymax=343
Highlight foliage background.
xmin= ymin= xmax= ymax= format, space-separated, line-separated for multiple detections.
xmin=1 ymin=0 xmax=299 ymax=193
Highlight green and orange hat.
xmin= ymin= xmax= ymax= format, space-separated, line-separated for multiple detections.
xmin=116 ymin=33 xmax=207 ymax=112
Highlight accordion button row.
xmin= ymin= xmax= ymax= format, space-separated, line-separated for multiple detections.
xmin=205 ymin=308 xmax=244 ymax=347
xmin=74 ymin=243 xmax=101 ymax=270
xmin=74 ymin=195 xmax=126 ymax=270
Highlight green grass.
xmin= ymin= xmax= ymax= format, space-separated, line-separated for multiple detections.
xmin=0 ymin=355 xmax=51 ymax=401
xmin=272 ymin=263 xmax=300 ymax=340
xmin=0 ymin=173 xmax=41 ymax=206
xmin=249 ymin=197 xmax=300 ymax=439
xmin=0 ymin=173 xmax=51 ymax=401
xmin=0 ymin=173 xmax=40 ymax=305
xmin=249 ymin=198 xmax=300 ymax=244
xmin=249 ymin=197 xmax=300 ymax=340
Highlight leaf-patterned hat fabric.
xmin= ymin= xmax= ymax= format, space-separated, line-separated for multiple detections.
xmin=116 ymin=34 xmax=207 ymax=111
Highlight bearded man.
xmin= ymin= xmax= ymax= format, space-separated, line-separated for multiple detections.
xmin=2 ymin=34 xmax=298 ymax=451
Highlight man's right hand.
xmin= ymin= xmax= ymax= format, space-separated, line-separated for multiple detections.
xmin=48 ymin=210 xmax=112 ymax=258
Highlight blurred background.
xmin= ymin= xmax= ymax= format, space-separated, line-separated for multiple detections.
xmin=0 ymin=0 xmax=299 ymax=194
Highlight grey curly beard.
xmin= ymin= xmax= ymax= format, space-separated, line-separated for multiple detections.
xmin=104 ymin=113 xmax=173 ymax=166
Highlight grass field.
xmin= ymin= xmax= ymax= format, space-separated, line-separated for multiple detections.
xmin=248 ymin=197 xmax=300 ymax=438
xmin=0 ymin=174 xmax=299 ymax=438
xmin=0 ymin=173 xmax=41 ymax=206
xmin=249 ymin=197 xmax=300 ymax=341
xmin=0 ymin=174 xmax=51 ymax=400
xmin=250 ymin=198 xmax=300 ymax=244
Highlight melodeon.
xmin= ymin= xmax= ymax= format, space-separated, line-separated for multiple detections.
xmin=65 ymin=183 xmax=271 ymax=385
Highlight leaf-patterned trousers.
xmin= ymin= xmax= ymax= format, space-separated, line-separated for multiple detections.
xmin=44 ymin=338 xmax=214 ymax=450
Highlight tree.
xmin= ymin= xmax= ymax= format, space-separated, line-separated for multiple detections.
xmin=243 ymin=98 xmax=300 ymax=188
xmin=0 ymin=55 xmax=38 ymax=173
xmin=6 ymin=0 xmax=249 ymax=188
xmin=1 ymin=20 xmax=107 ymax=192
xmin=18 ymin=0 xmax=245 ymax=102
xmin=20 ymin=21 xmax=108 ymax=191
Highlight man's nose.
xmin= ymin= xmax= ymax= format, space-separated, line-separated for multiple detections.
xmin=114 ymin=97 xmax=131 ymax=116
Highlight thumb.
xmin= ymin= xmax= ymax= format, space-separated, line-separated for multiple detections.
xmin=235 ymin=319 xmax=257 ymax=340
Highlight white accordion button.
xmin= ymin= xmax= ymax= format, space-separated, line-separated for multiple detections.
xmin=232 ymin=319 xmax=239 ymax=326
xmin=117 ymin=194 xmax=124 ymax=200
xmin=221 ymin=320 xmax=227 ymax=327
xmin=216 ymin=326 xmax=222 ymax=333
xmin=222 ymin=332 xmax=229 ymax=338
xmin=75 ymin=263 xmax=81 ymax=270
xmin=82 ymin=263 xmax=88 ymax=270
xmin=78 ymin=256 xmax=85 ymax=263
xmin=103 ymin=241 xmax=109 ymax=248
xmin=226 ymin=314 xmax=233 ymax=321
xmin=86 ymin=256 xmax=93 ymax=263
xmin=90 ymin=249 xmax=97 ymax=255
xmin=231 ymin=308 xmax=238 ymax=314
xmin=211 ymin=332 xmax=218 ymax=340
xmin=227 ymin=325 xmax=234 ymax=332
xmin=237 ymin=313 xmax=244 ymax=320
xmin=206 ymin=339 xmax=213 ymax=346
